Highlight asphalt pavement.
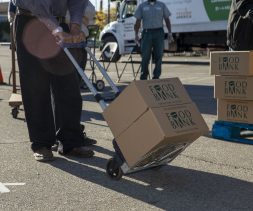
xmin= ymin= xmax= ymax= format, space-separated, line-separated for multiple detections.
xmin=0 ymin=45 xmax=253 ymax=211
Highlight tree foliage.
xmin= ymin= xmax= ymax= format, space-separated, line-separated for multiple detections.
xmin=95 ymin=7 xmax=118 ymax=31
xmin=95 ymin=11 xmax=107 ymax=31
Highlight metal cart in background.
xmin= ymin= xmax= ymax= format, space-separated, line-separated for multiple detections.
xmin=83 ymin=24 xmax=106 ymax=91
xmin=8 ymin=23 xmax=22 ymax=119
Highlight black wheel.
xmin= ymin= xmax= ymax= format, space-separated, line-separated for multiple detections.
xmin=11 ymin=107 xmax=19 ymax=118
xmin=101 ymin=36 xmax=121 ymax=62
xmin=106 ymin=157 xmax=123 ymax=180
xmin=96 ymin=80 xmax=105 ymax=91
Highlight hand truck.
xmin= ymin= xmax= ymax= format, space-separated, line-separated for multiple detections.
xmin=63 ymin=42 xmax=189 ymax=180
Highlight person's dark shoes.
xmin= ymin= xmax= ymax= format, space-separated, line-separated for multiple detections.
xmin=58 ymin=147 xmax=94 ymax=158
xmin=33 ymin=147 xmax=55 ymax=162
xmin=82 ymin=132 xmax=97 ymax=146
xmin=80 ymin=124 xmax=97 ymax=146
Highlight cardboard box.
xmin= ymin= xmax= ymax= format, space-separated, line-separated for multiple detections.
xmin=210 ymin=51 xmax=253 ymax=75
xmin=218 ymin=99 xmax=253 ymax=124
xmin=215 ymin=76 xmax=253 ymax=100
xmin=116 ymin=103 xmax=209 ymax=168
xmin=103 ymin=78 xmax=208 ymax=168
xmin=103 ymin=78 xmax=192 ymax=138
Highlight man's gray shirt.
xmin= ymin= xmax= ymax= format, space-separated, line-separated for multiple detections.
xmin=134 ymin=1 xmax=171 ymax=29
xmin=13 ymin=0 xmax=86 ymax=31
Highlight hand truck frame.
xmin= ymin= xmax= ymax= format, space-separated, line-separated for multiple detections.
xmin=63 ymin=42 xmax=188 ymax=180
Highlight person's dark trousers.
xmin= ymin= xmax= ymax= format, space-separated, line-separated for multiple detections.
xmin=15 ymin=14 xmax=86 ymax=152
xmin=140 ymin=28 xmax=164 ymax=80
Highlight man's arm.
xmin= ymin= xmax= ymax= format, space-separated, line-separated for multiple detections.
xmin=68 ymin=0 xmax=86 ymax=33
xmin=134 ymin=19 xmax=141 ymax=44
xmin=164 ymin=17 xmax=171 ymax=34
xmin=162 ymin=3 xmax=173 ymax=43
xmin=134 ymin=3 xmax=142 ymax=45
xmin=14 ymin=0 xmax=60 ymax=31
xmin=165 ymin=17 xmax=173 ymax=43
xmin=14 ymin=0 xmax=69 ymax=43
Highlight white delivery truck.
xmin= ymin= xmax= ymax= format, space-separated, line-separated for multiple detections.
xmin=99 ymin=0 xmax=232 ymax=62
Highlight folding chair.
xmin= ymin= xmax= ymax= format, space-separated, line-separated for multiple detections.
xmin=81 ymin=24 xmax=106 ymax=91
xmin=86 ymin=25 xmax=99 ymax=83
xmin=117 ymin=44 xmax=141 ymax=82
xmin=99 ymin=42 xmax=121 ymax=79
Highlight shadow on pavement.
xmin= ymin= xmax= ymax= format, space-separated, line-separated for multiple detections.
xmin=184 ymin=84 xmax=216 ymax=115
xmin=50 ymin=154 xmax=253 ymax=211
xmin=165 ymin=60 xmax=209 ymax=66
xmin=120 ymin=58 xmax=209 ymax=66
xmin=81 ymin=110 xmax=104 ymax=122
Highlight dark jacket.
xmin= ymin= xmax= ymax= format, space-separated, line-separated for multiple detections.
xmin=227 ymin=0 xmax=253 ymax=50
xmin=8 ymin=0 xmax=17 ymax=14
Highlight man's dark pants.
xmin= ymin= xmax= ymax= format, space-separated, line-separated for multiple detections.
xmin=140 ymin=28 xmax=164 ymax=80
xmin=15 ymin=14 xmax=85 ymax=152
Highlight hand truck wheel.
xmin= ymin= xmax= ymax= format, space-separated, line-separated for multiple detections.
xmin=106 ymin=157 xmax=123 ymax=180
xmin=95 ymin=80 xmax=105 ymax=91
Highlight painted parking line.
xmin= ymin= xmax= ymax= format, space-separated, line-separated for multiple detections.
xmin=0 ymin=183 xmax=10 ymax=193
xmin=0 ymin=182 xmax=25 ymax=193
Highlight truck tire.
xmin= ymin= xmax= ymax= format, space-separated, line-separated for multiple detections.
xmin=101 ymin=36 xmax=121 ymax=62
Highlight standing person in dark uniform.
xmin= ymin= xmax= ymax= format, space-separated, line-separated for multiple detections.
xmin=227 ymin=0 xmax=253 ymax=50
xmin=8 ymin=0 xmax=16 ymax=23
xmin=134 ymin=0 xmax=173 ymax=80
xmin=13 ymin=0 xmax=96 ymax=161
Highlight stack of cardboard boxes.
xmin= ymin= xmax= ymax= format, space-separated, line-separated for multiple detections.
xmin=210 ymin=51 xmax=253 ymax=124
xmin=103 ymin=78 xmax=208 ymax=169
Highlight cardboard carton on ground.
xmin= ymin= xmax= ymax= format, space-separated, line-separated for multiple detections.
xmin=103 ymin=78 xmax=192 ymax=138
xmin=210 ymin=51 xmax=253 ymax=75
xmin=215 ymin=75 xmax=253 ymax=100
xmin=116 ymin=103 xmax=209 ymax=168
xmin=218 ymin=99 xmax=253 ymax=124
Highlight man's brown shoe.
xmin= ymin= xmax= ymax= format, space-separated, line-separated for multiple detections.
xmin=59 ymin=147 xmax=94 ymax=158
xmin=33 ymin=147 xmax=55 ymax=162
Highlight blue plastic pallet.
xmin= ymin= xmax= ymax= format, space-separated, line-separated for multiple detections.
xmin=212 ymin=121 xmax=253 ymax=145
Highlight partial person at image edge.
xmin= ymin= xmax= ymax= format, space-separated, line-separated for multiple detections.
xmin=227 ymin=0 xmax=253 ymax=50
xmin=13 ymin=0 xmax=97 ymax=162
